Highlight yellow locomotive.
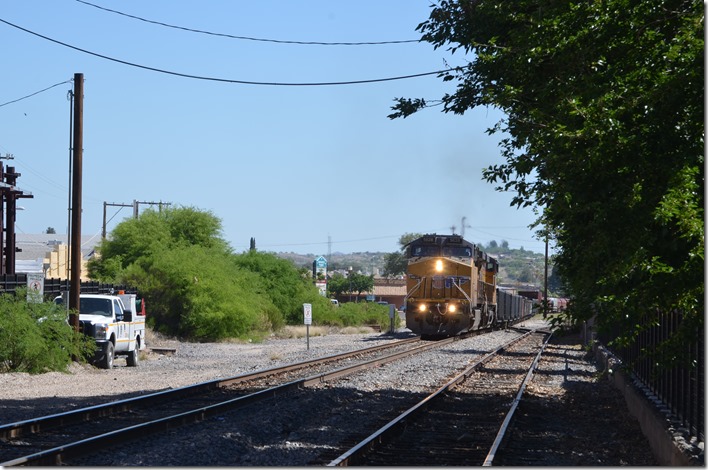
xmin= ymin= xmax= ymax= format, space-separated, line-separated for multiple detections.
xmin=404 ymin=234 xmax=501 ymax=338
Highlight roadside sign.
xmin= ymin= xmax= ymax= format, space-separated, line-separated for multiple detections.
xmin=389 ymin=304 xmax=396 ymax=334
xmin=303 ymin=303 xmax=313 ymax=350
xmin=313 ymin=256 xmax=327 ymax=297
xmin=303 ymin=303 xmax=312 ymax=325
xmin=27 ymin=273 xmax=44 ymax=303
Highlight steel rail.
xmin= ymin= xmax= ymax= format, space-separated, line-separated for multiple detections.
xmin=327 ymin=329 xmax=541 ymax=466
xmin=2 ymin=336 xmax=454 ymax=466
xmin=482 ymin=331 xmax=553 ymax=466
xmin=0 ymin=336 xmax=420 ymax=441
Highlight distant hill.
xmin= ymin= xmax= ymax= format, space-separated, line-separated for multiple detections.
xmin=275 ymin=245 xmax=561 ymax=295
xmin=275 ymin=251 xmax=387 ymax=276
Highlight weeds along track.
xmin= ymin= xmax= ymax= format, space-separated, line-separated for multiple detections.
xmin=0 ymin=335 xmax=457 ymax=466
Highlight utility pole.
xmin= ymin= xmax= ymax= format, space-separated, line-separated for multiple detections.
xmin=0 ymin=160 xmax=4 ymax=275
xmin=102 ymin=201 xmax=133 ymax=239
xmin=102 ymin=200 xmax=171 ymax=238
xmin=69 ymin=73 xmax=83 ymax=331
xmin=543 ymin=235 xmax=549 ymax=318
xmin=134 ymin=200 xmax=170 ymax=215
xmin=460 ymin=216 xmax=472 ymax=239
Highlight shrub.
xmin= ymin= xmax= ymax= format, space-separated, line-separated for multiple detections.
xmin=232 ymin=251 xmax=328 ymax=325
xmin=126 ymin=245 xmax=280 ymax=341
xmin=316 ymin=301 xmax=396 ymax=329
xmin=0 ymin=289 xmax=92 ymax=373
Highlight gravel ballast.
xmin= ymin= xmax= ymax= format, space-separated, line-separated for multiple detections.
xmin=0 ymin=320 xmax=664 ymax=465
xmin=0 ymin=327 xmax=403 ymax=424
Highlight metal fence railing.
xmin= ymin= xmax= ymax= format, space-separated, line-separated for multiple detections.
xmin=0 ymin=274 xmax=136 ymax=300
xmin=597 ymin=310 xmax=704 ymax=444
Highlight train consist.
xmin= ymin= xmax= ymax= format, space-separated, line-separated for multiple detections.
xmin=404 ymin=234 xmax=534 ymax=338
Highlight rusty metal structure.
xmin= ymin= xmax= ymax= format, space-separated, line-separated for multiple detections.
xmin=0 ymin=158 xmax=33 ymax=275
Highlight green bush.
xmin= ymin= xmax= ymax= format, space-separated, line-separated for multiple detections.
xmin=232 ymin=251 xmax=329 ymax=325
xmin=87 ymin=206 xmax=399 ymax=340
xmin=123 ymin=245 xmax=279 ymax=341
xmin=0 ymin=289 xmax=92 ymax=373
xmin=315 ymin=301 xmax=397 ymax=330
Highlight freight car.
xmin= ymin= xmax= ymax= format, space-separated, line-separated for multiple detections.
xmin=404 ymin=234 xmax=534 ymax=338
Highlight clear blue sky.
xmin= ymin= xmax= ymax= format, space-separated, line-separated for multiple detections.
xmin=0 ymin=1 xmax=548 ymax=256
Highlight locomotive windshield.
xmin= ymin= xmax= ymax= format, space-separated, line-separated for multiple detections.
xmin=410 ymin=244 xmax=440 ymax=257
xmin=443 ymin=246 xmax=472 ymax=258
xmin=409 ymin=234 xmax=475 ymax=259
xmin=410 ymin=244 xmax=472 ymax=258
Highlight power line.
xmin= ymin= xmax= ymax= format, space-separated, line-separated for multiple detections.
xmin=75 ymin=0 xmax=420 ymax=46
xmin=0 ymin=18 xmax=454 ymax=86
xmin=0 ymin=79 xmax=72 ymax=108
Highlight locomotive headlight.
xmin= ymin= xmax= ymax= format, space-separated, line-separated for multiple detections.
xmin=418 ymin=304 xmax=427 ymax=313
xmin=448 ymin=304 xmax=457 ymax=313
xmin=435 ymin=259 xmax=443 ymax=272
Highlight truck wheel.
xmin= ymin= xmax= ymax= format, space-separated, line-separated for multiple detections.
xmin=101 ymin=342 xmax=115 ymax=369
xmin=127 ymin=341 xmax=140 ymax=367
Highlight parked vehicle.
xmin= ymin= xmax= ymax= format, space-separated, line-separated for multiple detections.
xmin=55 ymin=293 xmax=146 ymax=369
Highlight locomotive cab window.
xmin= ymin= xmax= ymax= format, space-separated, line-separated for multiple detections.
xmin=443 ymin=246 xmax=472 ymax=258
xmin=411 ymin=245 xmax=440 ymax=257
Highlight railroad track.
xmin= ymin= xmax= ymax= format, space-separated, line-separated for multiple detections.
xmin=1 ymin=334 xmax=469 ymax=466
xmin=325 ymin=329 xmax=552 ymax=466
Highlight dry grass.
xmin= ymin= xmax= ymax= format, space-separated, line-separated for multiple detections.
xmin=274 ymin=325 xmax=379 ymax=339
xmin=143 ymin=324 xmax=380 ymax=347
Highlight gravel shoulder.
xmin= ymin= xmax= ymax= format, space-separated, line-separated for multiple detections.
xmin=0 ymin=320 xmax=663 ymax=466
xmin=0 ymin=327 xmax=406 ymax=424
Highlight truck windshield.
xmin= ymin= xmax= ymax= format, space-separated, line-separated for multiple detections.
xmin=80 ymin=298 xmax=112 ymax=316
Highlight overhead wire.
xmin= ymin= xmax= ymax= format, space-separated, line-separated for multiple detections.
xmin=0 ymin=18 xmax=455 ymax=86
xmin=0 ymin=12 xmax=538 ymax=253
xmin=75 ymin=0 xmax=420 ymax=46
xmin=0 ymin=79 xmax=72 ymax=108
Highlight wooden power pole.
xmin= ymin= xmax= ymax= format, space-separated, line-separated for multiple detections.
xmin=69 ymin=73 xmax=83 ymax=331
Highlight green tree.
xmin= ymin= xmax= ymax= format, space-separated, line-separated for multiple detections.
xmin=382 ymin=233 xmax=423 ymax=278
xmin=122 ymin=244 xmax=276 ymax=340
xmin=88 ymin=206 xmax=229 ymax=280
xmin=232 ymin=251 xmax=328 ymax=325
xmin=327 ymin=272 xmax=348 ymax=299
xmin=350 ymin=272 xmax=374 ymax=299
xmin=88 ymin=207 xmax=278 ymax=340
xmin=391 ymin=0 xmax=703 ymax=353
xmin=45 ymin=227 xmax=56 ymax=234
xmin=382 ymin=252 xmax=406 ymax=278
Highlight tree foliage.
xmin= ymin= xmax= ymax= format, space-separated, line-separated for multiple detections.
xmin=327 ymin=272 xmax=349 ymax=299
xmin=88 ymin=206 xmax=329 ymax=341
xmin=350 ymin=272 xmax=375 ymax=297
xmin=232 ymin=251 xmax=330 ymax=325
xmin=393 ymin=0 xmax=703 ymax=348
xmin=382 ymin=232 xmax=424 ymax=277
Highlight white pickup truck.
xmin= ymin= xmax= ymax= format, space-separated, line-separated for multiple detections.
xmin=56 ymin=293 xmax=146 ymax=369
